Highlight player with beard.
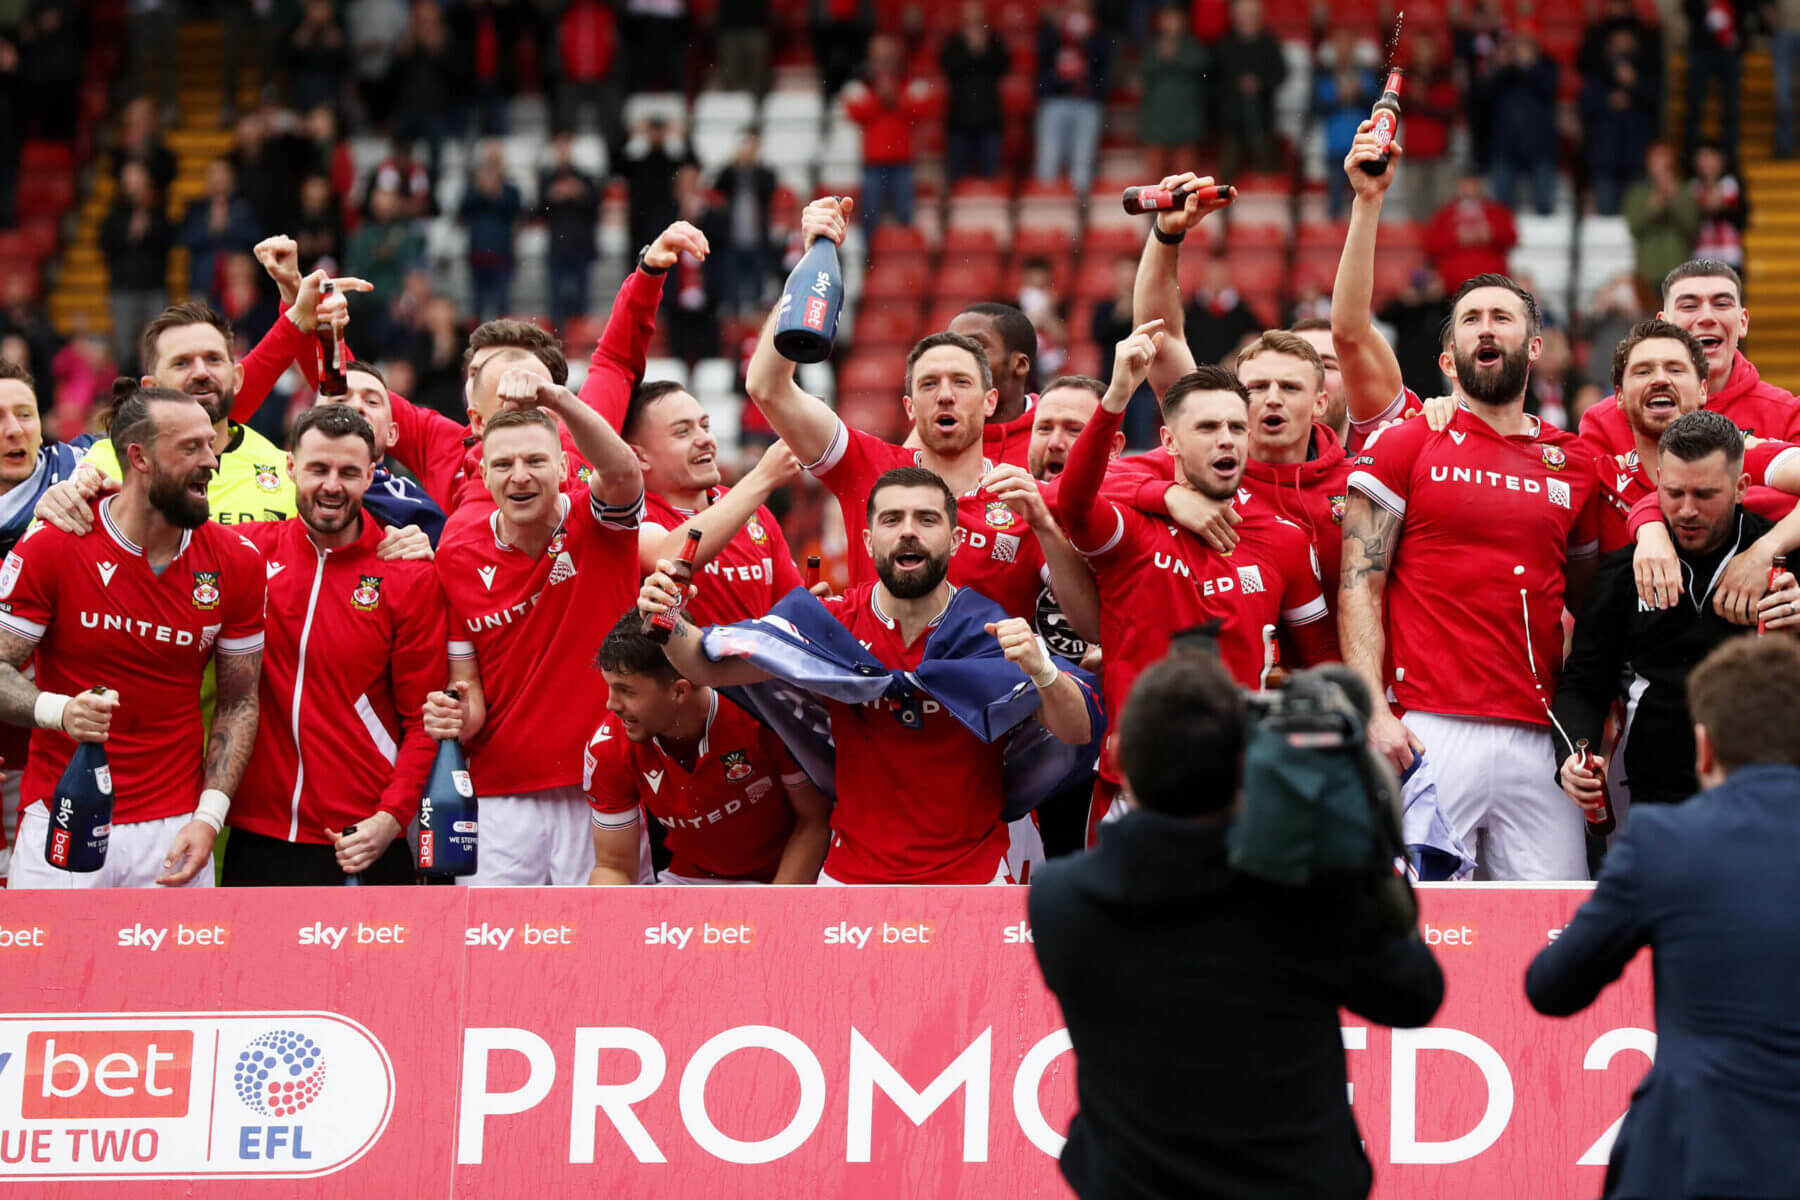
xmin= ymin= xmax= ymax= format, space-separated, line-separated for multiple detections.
xmin=1057 ymin=329 xmax=1336 ymax=830
xmin=902 ymin=302 xmax=1042 ymax=467
xmin=74 ymin=303 xmax=297 ymax=523
xmin=746 ymin=196 xmax=1092 ymax=629
xmin=1341 ymin=274 xmax=1603 ymax=880
xmin=1595 ymin=320 xmax=1709 ymax=550
xmin=324 ymin=361 xmax=447 ymax=543
xmin=222 ymin=405 xmax=447 ymax=886
xmin=641 ymin=466 xmax=1095 ymax=884
xmin=0 ymin=385 xmax=264 ymax=888
xmin=583 ymin=612 xmax=832 ymax=885
xmin=1581 ymin=260 xmax=1800 ymax=453
xmin=614 ymin=380 xmax=806 ymax=626
xmin=429 ymin=359 xmax=645 ymax=886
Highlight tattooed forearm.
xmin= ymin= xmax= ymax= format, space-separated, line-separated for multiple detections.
xmin=0 ymin=628 xmax=41 ymax=727
xmin=1337 ymin=492 xmax=1401 ymax=694
xmin=1339 ymin=493 xmax=1400 ymax=590
xmin=205 ymin=650 xmax=262 ymax=796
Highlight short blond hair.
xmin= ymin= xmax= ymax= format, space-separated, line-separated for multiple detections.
xmin=1235 ymin=330 xmax=1325 ymax=390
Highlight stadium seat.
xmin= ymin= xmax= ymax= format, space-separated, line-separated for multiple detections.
xmin=870 ymin=225 xmax=929 ymax=257
xmin=861 ymin=258 xmax=932 ymax=301
xmin=623 ymin=92 xmax=689 ymax=129
xmin=1083 ymin=224 xmax=1143 ymax=257
xmin=1014 ymin=226 xmax=1075 ymax=258
xmin=691 ymin=357 xmax=737 ymax=402
xmin=562 ymin=315 xmax=608 ymax=356
xmin=934 ymin=260 xmax=1008 ymax=304
xmin=693 ymin=91 xmax=759 ymax=131
xmin=797 ymin=360 xmax=836 ymax=400
xmin=1073 ymin=259 xmax=1122 ymax=301
xmin=644 ymin=358 xmax=691 ymax=391
xmin=840 ymin=354 xmax=907 ymax=396
xmin=851 ymin=303 xmax=922 ymax=347
xmin=941 ymin=227 xmax=1001 ymax=257
xmin=1296 ymin=221 xmax=1350 ymax=254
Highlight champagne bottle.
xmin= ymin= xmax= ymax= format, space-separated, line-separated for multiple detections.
xmin=45 ymin=737 xmax=112 ymax=873
xmin=418 ymin=687 xmax=478 ymax=878
xmin=773 ymin=226 xmax=845 ymax=363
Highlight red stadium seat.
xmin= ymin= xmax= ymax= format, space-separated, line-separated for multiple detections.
xmin=1073 ymin=259 xmax=1121 ymax=301
xmin=17 ymin=172 xmax=72 ymax=216
xmin=1014 ymin=226 xmax=1075 ymax=257
xmin=17 ymin=218 xmax=56 ymax=261
xmin=861 ymin=255 xmax=932 ymax=300
xmin=1000 ymin=74 xmax=1035 ymax=118
xmin=21 ymin=142 xmax=72 ymax=173
xmin=1083 ymin=224 xmax=1143 ymax=256
xmin=934 ymin=260 xmax=1010 ymax=304
xmin=1230 ymin=223 xmax=1288 ymax=251
xmin=1062 ymin=341 xmax=1102 ymax=379
xmin=1225 ymin=249 xmax=1285 ymax=301
xmin=1297 ymin=221 xmax=1351 ymax=253
xmin=870 ymin=225 xmax=929 ymax=257
xmin=561 ymin=315 xmax=608 ymax=354
xmin=851 ymin=302 xmax=921 ymax=347
xmin=943 ymin=226 xmax=1000 ymax=256
xmin=839 ymin=391 xmax=908 ymax=439
xmin=925 ymin=301 xmax=968 ymax=332
xmin=950 ymin=177 xmax=1011 ymax=201
xmin=839 ymin=355 xmax=908 ymax=397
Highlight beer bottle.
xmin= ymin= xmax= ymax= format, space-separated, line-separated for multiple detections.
xmin=1575 ymin=738 xmax=1617 ymax=837
xmin=1758 ymin=553 xmax=1788 ymax=636
xmin=316 ymin=279 xmax=347 ymax=397
xmin=1358 ymin=70 xmax=1405 ymax=177
xmin=418 ymin=687 xmax=478 ymax=879
xmin=1121 ymin=182 xmax=1234 ymax=214
xmin=645 ymin=528 xmax=703 ymax=644
xmin=804 ymin=554 xmax=822 ymax=590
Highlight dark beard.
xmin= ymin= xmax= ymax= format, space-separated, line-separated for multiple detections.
xmin=1454 ymin=342 xmax=1531 ymax=407
xmin=188 ymin=386 xmax=232 ymax=425
xmin=148 ymin=467 xmax=210 ymax=528
xmin=875 ymin=541 xmax=950 ymax=599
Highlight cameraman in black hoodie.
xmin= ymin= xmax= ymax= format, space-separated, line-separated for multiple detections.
xmin=1028 ymin=650 xmax=1444 ymax=1200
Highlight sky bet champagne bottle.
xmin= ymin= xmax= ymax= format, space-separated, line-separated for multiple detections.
xmin=773 ymin=218 xmax=845 ymax=363
xmin=45 ymin=696 xmax=113 ymax=872
xmin=418 ymin=688 xmax=477 ymax=878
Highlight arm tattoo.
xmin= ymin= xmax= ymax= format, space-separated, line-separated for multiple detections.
xmin=1339 ymin=494 xmax=1402 ymax=592
xmin=0 ymin=628 xmax=40 ymax=728
xmin=204 ymin=650 xmax=262 ymax=796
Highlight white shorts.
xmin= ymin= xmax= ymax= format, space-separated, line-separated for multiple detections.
xmin=1005 ymin=815 xmax=1046 ymax=886
xmin=459 ymin=787 xmax=597 ymax=886
xmin=8 ymin=805 xmax=215 ymax=890
xmin=659 ymin=871 xmax=761 ymax=886
xmin=1401 ymin=712 xmax=1590 ymax=881
xmin=818 ymin=857 xmax=1012 ymax=886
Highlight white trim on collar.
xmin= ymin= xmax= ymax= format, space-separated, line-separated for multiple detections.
xmin=490 ymin=493 xmax=571 ymax=553
xmin=870 ymin=584 xmax=957 ymax=631
xmin=99 ymin=496 xmax=192 ymax=560
xmin=654 ymin=689 xmax=720 ymax=760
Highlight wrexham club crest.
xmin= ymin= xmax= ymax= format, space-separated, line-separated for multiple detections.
xmin=191 ymin=571 xmax=221 ymax=610
xmin=984 ymin=501 xmax=1014 ymax=529
xmin=721 ymin=749 xmax=753 ymax=782
xmin=255 ymin=464 xmax=282 ymax=492
xmin=1330 ymin=494 xmax=1349 ymax=524
xmin=1541 ymin=445 xmax=1567 ymax=472
xmin=351 ymin=575 xmax=384 ymax=612
xmin=745 ymin=513 xmax=770 ymax=547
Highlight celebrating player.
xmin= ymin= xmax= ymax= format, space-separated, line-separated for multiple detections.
xmin=903 ymin=301 xmax=1041 ymax=467
xmin=327 ymin=361 xmax=448 ymax=543
xmin=1595 ymin=320 xmax=1709 ymax=550
xmin=433 ymin=361 xmax=644 ymax=886
xmin=0 ymin=385 xmax=265 ymax=888
xmin=641 ymin=467 xmax=1095 ymax=884
xmin=1340 ymin=275 xmax=1602 ymax=880
xmin=583 ymin=613 xmax=832 ymax=884
xmin=224 ymin=405 xmax=447 ymax=886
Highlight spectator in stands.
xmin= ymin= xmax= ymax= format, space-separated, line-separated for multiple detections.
xmin=1137 ymin=5 xmax=1207 ymax=183
xmin=713 ymin=129 xmax=778 ymax=318
xmin=0 ymin=275 xmax=58 ymax=388
xmin=346 ymin=185 xmax=425 ymax=348
xmin=555 ymin=0 xmax=624 ymax=157
xmin=1019 ymin=256 xmax=1070 ymax=378
xmin=285 ymin=1 xmax=347 ymax=113
xmin=221 ymin=0 xmax=278 ymax=123
xmin=1581 ymin=18 xmax=1657 ymax=217
xmin=219 ymin=252 xmax=279 ymax=374
xmin=624 ymin=0 xmax=688 ymax=93
xmin=50 ymin=328 xmax=112 ymax=434
xmin=1578 ymin=0 xmax=1663 ymax=123
xmin=403 ymin=294 xmax=470 ymax=420
xmin=176 ymin=158 xmax=261 ymax=308
xmin=228 ymin=106 xmax=313 ymax=239
xmin=126 ymin=0 xmax=179 ymax=125
xmin=459 ymin=142 xmax=524 ymax=321
xmin=113 ymin=96 xmax=176 ymax=197
xmin=1315 ymin=28 xmax=1379 ymax=220
xmin=1529 ymin=325 xmax=1575 ymax=429
xmin=19 ymin=0 xmax=76 ymax=140
xmin=1423 ymin=173 xmax=1517 ymax=295
xmin=1682 ymin=0 xmax=1747 ymax=166
xmin=1488 ymin=28 xmax=1559 ymax=216
xmin=1778 ymin=0 xmax=1800 ymax=158
xmin=1692 ymin=142 xmax=1746 ymax=269
xmin=621 ymin=117 xmax=693 ymax=253
xmin=303 ymin=105 xmax=356 ymax=218
xmin=348 ymin=0 xmax=409 ymax=127
xmin=1034 ymin=0 xmax=1109 ymax=193
xmin=1214 ymin=0 xmax=1287 ymax=177
xmin=98 ymin=160 xmax=172 ymax=376
xmin=0 ymin=32 xmax=16 ymax=231
xmin=1453 ymin=0 xmax=1506 ymax=172
xmin=1402 ymin=32 xmax=1462 ymax=222
xmin=1379 ymin=268 xmax=1452 ymax=401
xmin=1625 ymin=143 xmax=1700 ymax=296
xmin=1287 ymin=279 xmax=1331 ymax=326
xmin=662 ymin=164 xmax=722 ymax=366
xmin=1185 ymin=256 xmax=1264 ymax=367
xmin=717 ymin=0 xmax=771 ymax=95
xmin=456 ymin=0 xmax=548 ymax=136
xmin=844 ymin=36 xmax=936 ymax=229
xmin=540 ymin=132 xmax=601 ymax=334
xmin=294 ymin=174 xmax=344 ymax=274
xmin=390 ymin=0 xmax=460 ymax=178
xmin=363 ymin=136 xmax=439 ymax=222
xmin=811 ymin=0 xmax=873 ymax=101
xmin=939 ymin=2 xmax=1011 ymax=184
xmin=1580 ymin=274 xmax=1647 ymax=394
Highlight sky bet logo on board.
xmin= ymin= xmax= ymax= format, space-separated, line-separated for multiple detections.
xmin=0 ymin=1012 xmax=391 ymax=1182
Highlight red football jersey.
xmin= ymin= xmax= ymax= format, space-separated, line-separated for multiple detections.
xmin=815 ymin=583 xmax=1011 ymax=884
xmin=1581 ymin=352 xmax=1800 ymax=456
xmin=439 ymin=488 xmax=643 ymax=795
xmin=1619 ymin=439 xmax=1800 ymax=541
xmin=644 ymin=488 xmax=804 ymax=626
xmin=1345 ymin=386 xmax=1425 ymax=455
xmin=582 ymin=693 xmax=806 ymax=882
xmin=0 ymin=500 xmax=267 ymax=824
xmin=811 ymin=418 xmax=1047 ymax=622
xmin=982 ymin=398 xmax=1036 ymax=469
xmin=1597 ymin=449 xmax=1654 ymax=553
xmin=1347 ymin=405 xmax=1602 ymax=725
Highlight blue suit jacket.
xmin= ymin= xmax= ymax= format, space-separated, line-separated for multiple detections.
xmin=1526 ymin=765 xmax=1800 ymax=1200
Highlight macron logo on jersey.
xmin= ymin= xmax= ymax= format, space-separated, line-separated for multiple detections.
xmin=1449 ymin=430 xmax=1467 ymax=446
xmin=265 ymin=562 xmax=285 ymax=580
xmin=97 ymin=562 xmax=117 ymax=587
xmin=477 ymin=565 xmax=498 ymax=590
xmin=644 ymin=770 xmax=664 ymax=794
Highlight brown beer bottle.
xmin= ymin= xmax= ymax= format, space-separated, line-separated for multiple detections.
xmin=1357 ymin=69 xmax=1405 ymax=177
xmin=644 ymin=528 xmax=704 ymax=644
xmin=1121 ymin=182 xmax=1234 ymax=214
xmin=1576 ymin=738 xmax=1618 ymax=837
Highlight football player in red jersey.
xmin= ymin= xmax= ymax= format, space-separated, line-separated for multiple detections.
xmin=584 ymin=614 xmax=832 ymax=884
xmin=432 ymin=360 xmax=645 ymax=886
xmin=1341 ymin=274 xmax=1604 ymax=880
xmin=1594 ymin=320 xmax=1709 ymax=551
xmin=641 ymin=467 xmax=1095 ymax=884
xmin=902 ymin=302 xmax=1041 ymax=468
xmin=0 ymin=386 xmax=265 ymax=888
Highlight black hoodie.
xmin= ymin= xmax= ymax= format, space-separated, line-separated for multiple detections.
xmin=1029 ymin=809 xmax=1443 ymax=1200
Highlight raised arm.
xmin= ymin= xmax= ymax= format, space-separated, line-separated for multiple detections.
xmin=1055 ymin=321 xmax=1165 ymax=548
xmin=1129 ymin=172 xmax=1232 ymax=398
xmin=981 ymin=463 xmax=1102 ymax=645
xmin=641 ymin=440 xmax=804 ymax=573
xmin=743 ymin=197 xmax=855 ymax=465
xmin=1338 ymin=491 xmax=1421 ymax=771
xmin=988 ymin=617 xmax=1093 ymax=746
xmin=580 ymin=221 xmax=705 ymax=429
xmin=1333 ymin=121 xmax=1409 ymax=426
xmin=503 ymin=373 xmax=643 ymax=510
xmin=637 ymin=565 xmax=773 ymax=689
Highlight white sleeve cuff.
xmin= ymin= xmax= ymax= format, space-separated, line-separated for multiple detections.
xmin=215 ymin=632 xmax=264 ymax=655
xmin=1070 ymin=506 xmax=1126 ymax=558
xmin=803 ymin=418 xmax=850 ymax=477
xmin=1347 ymin=470 xmax=1406 ymax=518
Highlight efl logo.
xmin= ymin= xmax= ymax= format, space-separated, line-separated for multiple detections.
xmin=22 ymin=1029 xmax=193 ymax=1119
xmin=233 ymin=1030 xmax=326 ymax=1118
xmin=803 ymin=296 xmax=828 ymax=331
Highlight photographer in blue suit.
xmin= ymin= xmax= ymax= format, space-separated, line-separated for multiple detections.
xmin=1528 ymin=635 xmax=1800 ymax=1200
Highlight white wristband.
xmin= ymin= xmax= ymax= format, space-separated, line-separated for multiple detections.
xmin=1030 ymin=661 xmax=1060 ymax=690
xmin=192 ymin=789 xmax=231 ymax=834
xmin=33 ymin=691 xmax=70 ymax=731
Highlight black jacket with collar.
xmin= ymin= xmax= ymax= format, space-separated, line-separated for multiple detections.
xmin=1553 ymin=505 xmax=1774 ymax=802
xmin=1028 ymin=809 xmax=1443 ymax=1200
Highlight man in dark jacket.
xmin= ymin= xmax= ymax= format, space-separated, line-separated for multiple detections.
xmin=711 ymin=129 xmax=777 ymax=317
xmin=539 ymin=132 xmax=600 ymax=333
xmin=1554 ymin=410 xmax=1798 ymax=813
xmin=939 ymin=2 xmax=1011 ymax=182
xmin=1528 ymin=634 xmax=1800 ymax=1200
xmin=1030 ymin=650 xmax=1444 ymax=1200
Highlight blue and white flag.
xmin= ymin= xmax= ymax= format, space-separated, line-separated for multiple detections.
xmin=702 ymin=586 xmax=1105 ymax=821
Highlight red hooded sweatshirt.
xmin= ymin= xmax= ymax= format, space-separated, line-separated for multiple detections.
xmin=1580 ymin=351 xmax=1800 ymax=456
